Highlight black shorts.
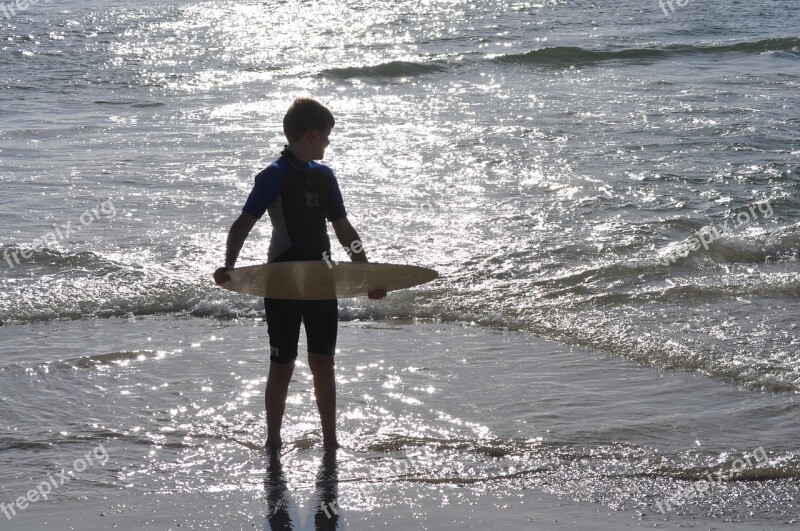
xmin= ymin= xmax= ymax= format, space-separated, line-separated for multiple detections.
xmin=264 ymin=298 xmax=338 ymax=364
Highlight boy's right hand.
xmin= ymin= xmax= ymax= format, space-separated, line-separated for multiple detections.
xmin=214 ymin=266 xmax=233 ymax=285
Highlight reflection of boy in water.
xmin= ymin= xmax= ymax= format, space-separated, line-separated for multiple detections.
xmin=215 ymin=98 xmax=384 ymax=452
xmin=264 ymin=454 xmax=340 ymax=530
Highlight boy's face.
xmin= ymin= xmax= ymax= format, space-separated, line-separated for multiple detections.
xmin=302 ymin=127 xmax=331 ymax=160
xmin=309 ymin=126 xmax=332 ymax=160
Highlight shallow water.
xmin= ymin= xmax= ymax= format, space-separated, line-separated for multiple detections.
xmin=1 ymin=0 xmax=799 ymax=390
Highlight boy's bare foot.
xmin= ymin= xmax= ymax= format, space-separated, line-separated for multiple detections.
xmin=323 ymin=440 xmax=340 ymax=453
xmin=265 ymin=439 xmax=282 ymax=457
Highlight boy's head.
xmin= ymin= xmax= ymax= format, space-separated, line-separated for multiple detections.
xmin=283 ymin=97 xmax=335 ymax=152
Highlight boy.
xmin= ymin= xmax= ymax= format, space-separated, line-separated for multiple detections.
xmin=214 ymin=98 xmax=385 ymax=452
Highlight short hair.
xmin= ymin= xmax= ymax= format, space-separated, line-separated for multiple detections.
xmin=283 ymin=98 xmax=335 ymax=142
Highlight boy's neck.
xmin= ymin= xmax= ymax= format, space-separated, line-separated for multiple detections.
xmin=285 ymin=144 xmax=312 ymax=163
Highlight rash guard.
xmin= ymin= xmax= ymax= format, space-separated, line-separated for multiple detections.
xmin=242 ymin=148 xmax=347 ymax=263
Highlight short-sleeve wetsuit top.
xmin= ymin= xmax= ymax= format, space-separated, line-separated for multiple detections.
xmin=242 ymin=147 xmax=347 ymax=263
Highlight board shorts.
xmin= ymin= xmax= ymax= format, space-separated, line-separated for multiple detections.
xmin=264 ymin=298 xmax=338 ymax=364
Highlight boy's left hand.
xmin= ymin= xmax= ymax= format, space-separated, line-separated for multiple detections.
xmin=213 ymin=266 xmax=232 ymax=285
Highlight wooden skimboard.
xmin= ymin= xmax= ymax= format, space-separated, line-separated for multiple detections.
xmin=221 ymin=261 xmax=438 ymax=300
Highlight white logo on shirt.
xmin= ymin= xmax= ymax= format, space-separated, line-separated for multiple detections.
xmin=306 ymin=192 xmax=321 ymax=207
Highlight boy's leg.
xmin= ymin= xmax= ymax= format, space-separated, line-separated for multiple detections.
xmin=264 ymin=298 xmax=303 ymax=449
xmin=303 ymin=299 xmax=339 ymax=450
xmin=308 ymin=352 xmax=337 ymax=450
xmin=265 ymin=361 xmax=295 ymax=449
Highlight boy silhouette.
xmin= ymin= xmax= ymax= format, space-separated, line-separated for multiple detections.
xmin=214 ymin=98 xmax=385 ymax=452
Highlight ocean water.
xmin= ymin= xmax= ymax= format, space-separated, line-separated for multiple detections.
xmin=1 ymin=0 xmax=798 ymax=528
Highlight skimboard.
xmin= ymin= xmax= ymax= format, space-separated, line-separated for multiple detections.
xmin=221 ymin=261 xmax=438 ymax=300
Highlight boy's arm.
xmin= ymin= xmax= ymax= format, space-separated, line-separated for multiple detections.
xmin=213 ymin=212 xmax=258 ymax=284
xmin=332 ymin=217 xmax=367 ymax=262
xmin=331 ymin=217 xmax=386 ymax=299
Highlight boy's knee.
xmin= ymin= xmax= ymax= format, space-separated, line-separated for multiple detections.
xmin=308 ymin=353 xmax=335 ymax=373
xmin=267 ymin=360 xmax=295 ymax=384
